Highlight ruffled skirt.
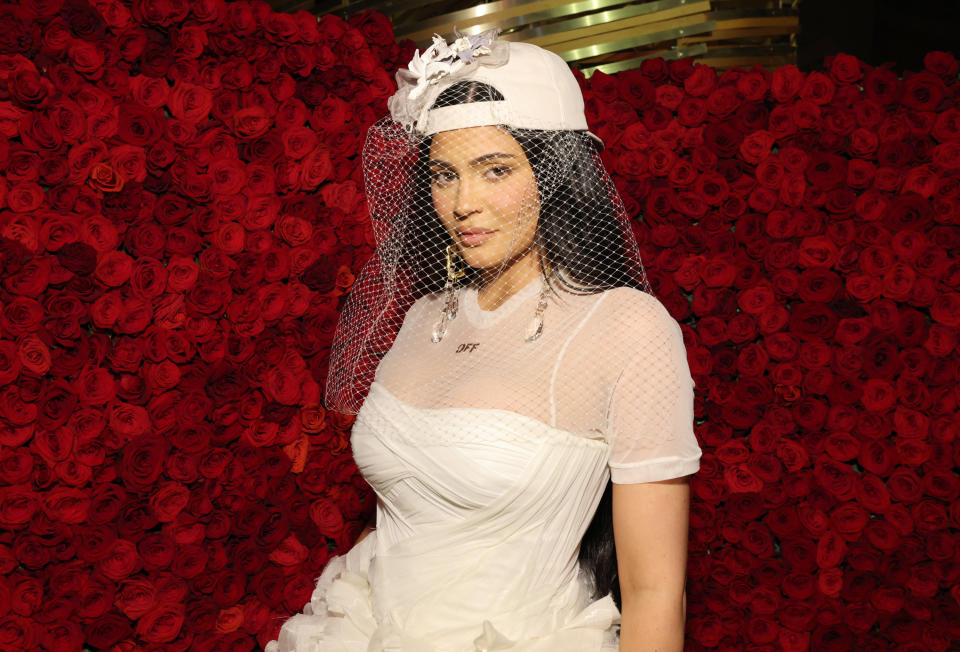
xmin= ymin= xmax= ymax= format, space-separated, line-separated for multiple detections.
xmin=265 ymin=534 xmax=621 ymax=652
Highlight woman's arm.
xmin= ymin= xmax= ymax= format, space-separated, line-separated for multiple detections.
xmin=353 ymin=512 xmax=376 ymax=545
xmin=613 ymin=476 xmax=691 ymax=652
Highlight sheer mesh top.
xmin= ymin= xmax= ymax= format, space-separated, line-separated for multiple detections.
xmin=373 ymin=280 xmax=702 ymax=484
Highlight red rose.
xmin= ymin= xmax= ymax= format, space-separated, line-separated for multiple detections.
xmin=139 ymin=532 xmax=177 ymax=572
xmin=755 ymin=157 xmax=785 ymax=191
xmin=901 ymin=72 xmax=947 ymax=112
xmin=76 ymin=575 xmax=115 ymax=620
xmin=645 ymin=147 xmax=675 ymax=177
xmin=706 ymin=86 xmax=741 ymax=119
xmin=805 ymin=152 xmax=847 ymax=190
xmin=827 ymin=53 xmax=862 ymax=83
xmin=689 ymin=171 xmax=726 ymax=206
xmin=187 ymin=278 xmax=230 ymax=314
xmin=100 ymin=538 xmax=142 ymax=581
xmin=93 ymin=250 xmax=133 ymax=287
xmin=923 ymin=50 xmax=959 ymax=78
xmin=16 ymin=334 xmax=49 ymax=376
xmin=109 ymin=144 xmax=147 ymax=183
xmin=0 ymin=383 xmax=38 ymax=426
xmin=84 ymin=613 xmax=133 ymax=649
xmin=73 ymin=523 xmax=117 ymax=564
xmin=119 ymin=434 xmax=167 ymax=490
xmin=170 ymin=542 xmax=210 ymax=579
xmin=4 ymin=248 xmax=48 ymax=294
xmin=2 ymin=296 xmax=44 ymax=337
xmin=68 ymin=39 xmax=106 ymax=79
xmin=198 ymin=448 xmax=233 ymax=480
xmin=211 ymin=222 xmax=244 ymax=256
xmin=347 ymin=9 xmax=393 ymax=46
xmin=163 ymin=254 xmax=199 ymax=293
xmin=209 ymin=159 xmax=246 ymax=196
xmin=130 ymin=75 xmax=170 ymax=108
xmin=65 ymin=139 xmax=107 ymax=185
xmin=794 ymin=236 xmax=838 ymax=270
xmin=0 ymin=614 xmax=41 ymax=650
xmin=150 ymin=481 xmax=190 ymax=522
xmin=9 ymin=68 xmax=55 ymax=108
xmin=798 ymin=71 xmax=834 ymax=105
xmin=0 ymin=448 xmax=32 ymax=485
xmin=4 ymin=180 xmax=41 ymax=213
xmin=267 ymin=534 xmax=308 ymax=567
xmin=126 ymin=257 xmax=168 ymax=300
xmin=0 ymin=486 xmax=37 ymax=529
xmin=166 ymin=80 xmax=213 ymax=123
xmin=309 ymin=497 xmax=344 ymax=537
xmin=232 ymin=106 xmax=273 ymax=139
xmin=135 ymin=602 xmax=185 ymax=644
xmin=682 ymin=64 xmax=717 ymax=97
xmin=41 ymin=486 xmax=89 ymax=524
xmin=213 ymin=193 xmax=248 ymax=225
xmin=702 ymin=122 xmax=743 ymax=158
xmin=723 ymin=464 xmax=763 ymax=493
xmin=771 ymin=65 xmax=803 ymax=102
xmin=933 ymin=141 xmax=960 ymax=170
xmin=740 ymin=131 xmax=775 ymax=165
xmin=902 ymin=165 xmax=939 ymax=198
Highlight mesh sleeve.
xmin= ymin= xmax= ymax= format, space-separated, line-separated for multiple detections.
xmin=605 ymin=292 xmax=701 ymax=484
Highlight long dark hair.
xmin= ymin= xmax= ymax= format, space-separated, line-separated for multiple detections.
xmin=399 ymin=80 xmax=647 ymax=610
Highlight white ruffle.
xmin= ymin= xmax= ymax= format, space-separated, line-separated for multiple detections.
xmin=266 ymin=531 xmax=620 ymax=652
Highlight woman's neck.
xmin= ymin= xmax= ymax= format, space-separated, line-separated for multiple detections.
xmin=477 ymin=247 xmax=542 ymax=311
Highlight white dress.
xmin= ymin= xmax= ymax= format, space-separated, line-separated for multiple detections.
xmin=268 ymin=280 xmax=702 ymax=652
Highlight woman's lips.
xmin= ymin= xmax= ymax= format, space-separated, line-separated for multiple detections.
xmin=458 ymin=229 xmax=496 ymax=246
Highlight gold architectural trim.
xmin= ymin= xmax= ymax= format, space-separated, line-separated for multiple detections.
xmin=398 ymin=0 xmax=707 ymax=43
xmin=502 ymin=1 xmax=712 ymax=47
xmin=579 ymin=42 xmax=709 ymax=76
xmin=555 ymin=17 xmax=717 ymax=60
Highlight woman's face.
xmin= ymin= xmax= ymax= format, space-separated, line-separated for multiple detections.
xmin=428 ymin=126 xmax=540 ymax=272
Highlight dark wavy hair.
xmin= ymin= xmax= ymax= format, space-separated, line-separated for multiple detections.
xmin=398 ymin=80 xmax=650 ymax=610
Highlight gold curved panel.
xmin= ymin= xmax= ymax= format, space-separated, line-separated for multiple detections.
xmin=297 ymin=0 xmax=799 ymax=75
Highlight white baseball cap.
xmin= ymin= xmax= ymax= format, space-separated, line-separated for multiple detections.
xmin=388 ymin=32 xmax=604 ymax=149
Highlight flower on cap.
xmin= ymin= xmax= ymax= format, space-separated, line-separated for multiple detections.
xmin=407 ymin=28 xmax=497 ymax=101
xmin=388 ymin=27 xmax=509 ymax=133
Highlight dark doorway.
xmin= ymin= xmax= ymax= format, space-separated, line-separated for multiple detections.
xmin=799 ymin=0 xmax=960 ymax=72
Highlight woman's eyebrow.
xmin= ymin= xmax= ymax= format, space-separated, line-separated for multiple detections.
xmin=428 ymin=153 xmax=518 ymax=169
xmin=469 ymin=153 xmax=517 ymax=166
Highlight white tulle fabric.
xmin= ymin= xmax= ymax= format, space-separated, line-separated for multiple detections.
xmin=267 ymin=282 xmax=701 ymax=651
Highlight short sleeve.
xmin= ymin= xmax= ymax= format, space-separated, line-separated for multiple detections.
xmin=605 ymin=290 xmax=701 ymax=484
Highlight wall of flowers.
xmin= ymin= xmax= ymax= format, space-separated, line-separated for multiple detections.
xmin=0 ymin=0 xmax=957 ymax=650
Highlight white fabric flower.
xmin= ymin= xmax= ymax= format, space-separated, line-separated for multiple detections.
xmin=387 ymin=28 xmax=508 ymax=133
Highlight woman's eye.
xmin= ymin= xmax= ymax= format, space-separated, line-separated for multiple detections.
xmin=485 ymin=165 xmax=512 ymax=180
xmin=430 ymin=170 xmax=456 ymax=186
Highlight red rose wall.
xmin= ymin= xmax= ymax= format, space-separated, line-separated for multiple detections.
xmin=0 ymin=0 xmax=958 ymax=650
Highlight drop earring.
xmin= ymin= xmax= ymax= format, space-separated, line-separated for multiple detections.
xmin=432 ymin=244 xmax=465 ymax=343
xmin=524 ymin=282 xmax=549 ymax=342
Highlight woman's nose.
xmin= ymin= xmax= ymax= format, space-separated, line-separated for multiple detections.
xmin=452 ymin=174 xmax=482 ymax=220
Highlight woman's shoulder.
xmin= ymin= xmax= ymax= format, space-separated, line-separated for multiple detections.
xmin=590 ymin=286 xmax=682 ymax=341
xmin=403 ymin=291 xmax=443 ymax=321
xmin=595 ymin=286 xmax=672 ymax=319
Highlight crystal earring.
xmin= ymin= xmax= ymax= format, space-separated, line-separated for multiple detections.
xmin=432 ymin=244 xmax=465 ymax=343
xmin=524 ymin=283 xmax=549 ymax=342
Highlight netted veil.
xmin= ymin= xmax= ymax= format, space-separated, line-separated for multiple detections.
xmin=324 ymin=30 xmax=658 ymax=418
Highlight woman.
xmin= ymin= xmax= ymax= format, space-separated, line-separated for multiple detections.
xmin=267 ymin=30 xmax=702 ymax=652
